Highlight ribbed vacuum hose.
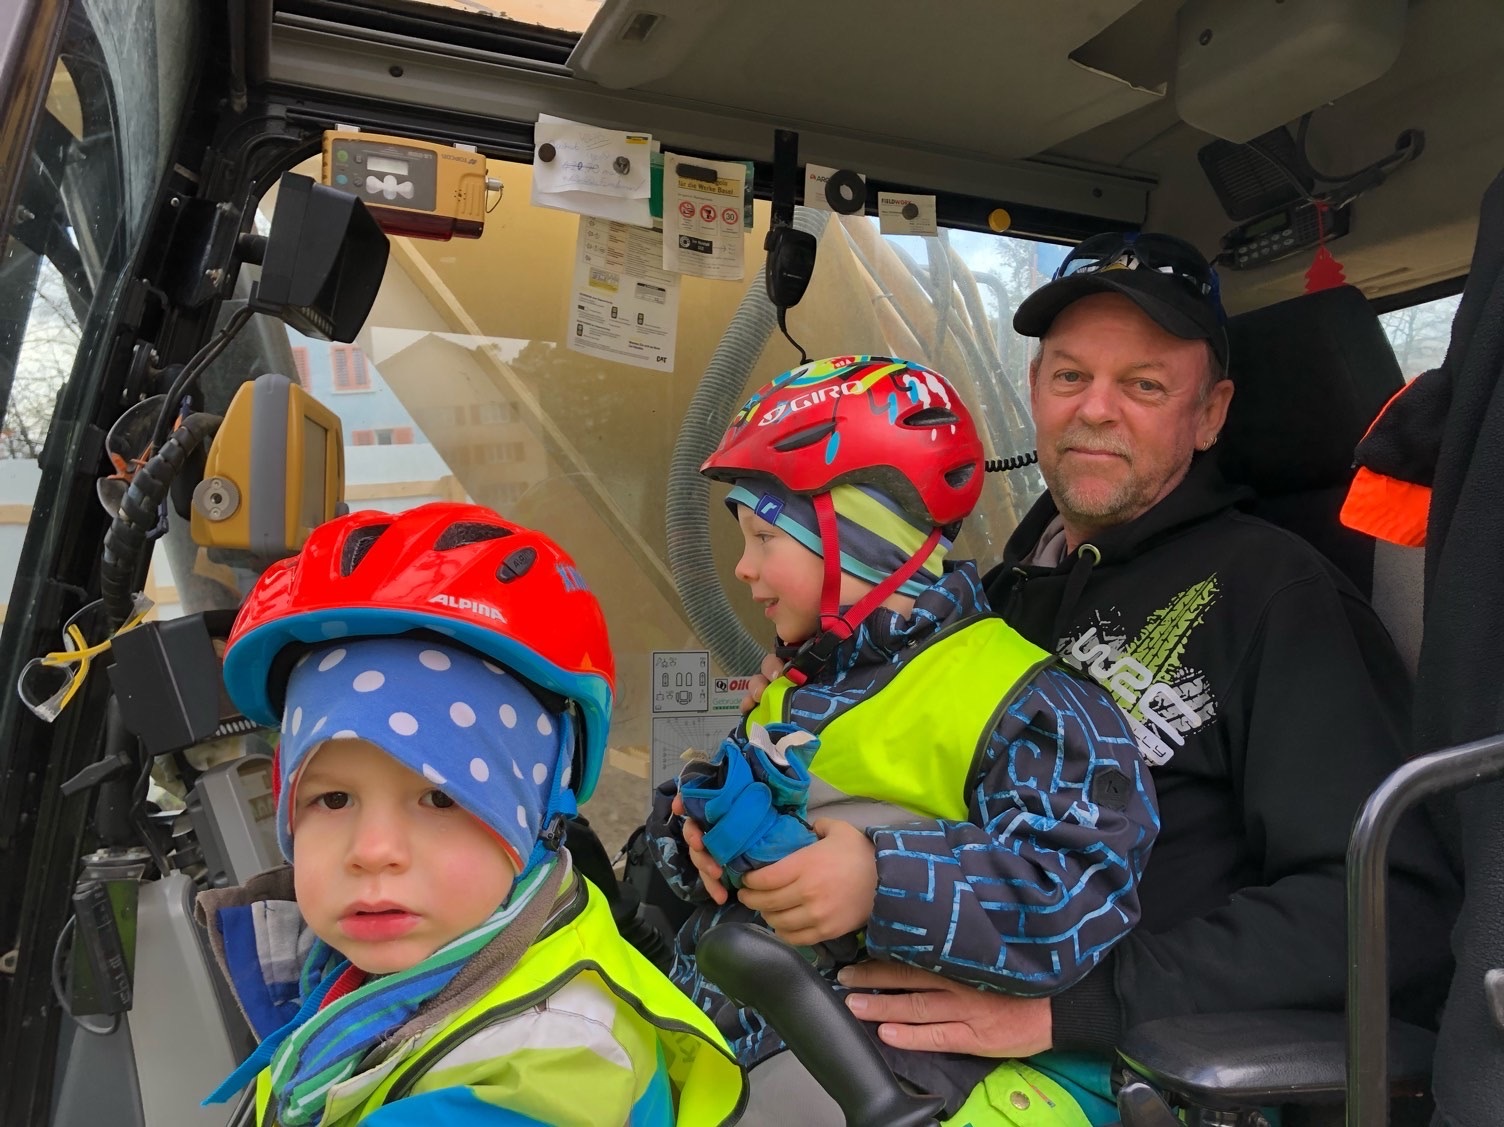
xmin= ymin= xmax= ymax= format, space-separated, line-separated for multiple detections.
xmin=665 ymin=207 xmax=829 ymax=675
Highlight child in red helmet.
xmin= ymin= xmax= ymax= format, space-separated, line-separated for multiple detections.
xmin=646 ymin=357 xmax=1159 ymax=1123
xmin=197 ymin=502 xmax=743 ymax=1127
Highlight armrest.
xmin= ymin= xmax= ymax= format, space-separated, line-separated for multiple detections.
xmin=1116 ymin=1010 xmax=1435 ymax=1109
xmin=696 ymin=923 xmax=944 ymax=1127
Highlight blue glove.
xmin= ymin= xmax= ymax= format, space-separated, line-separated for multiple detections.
xmin=678 ymin=723 xmax=822 ymax=888
xmin=744 ymin=721 xmax=819 ymax=812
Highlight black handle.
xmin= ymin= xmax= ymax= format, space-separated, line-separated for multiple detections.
xmin=696 ymin=923 xmax=943 ymax=1127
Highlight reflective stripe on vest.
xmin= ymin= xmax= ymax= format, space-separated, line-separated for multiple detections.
xmin=255 ymin=879 xmax=744 ymax=1125
xmin=750 ymin=616 xmax=1054 ymax=823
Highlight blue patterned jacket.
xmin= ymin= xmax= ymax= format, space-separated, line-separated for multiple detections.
xmin=649 ymin=561 xmax=1158 ymax=1068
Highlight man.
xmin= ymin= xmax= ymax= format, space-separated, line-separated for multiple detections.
xmin=739 ymin=234 xmax=1459 ymax=1122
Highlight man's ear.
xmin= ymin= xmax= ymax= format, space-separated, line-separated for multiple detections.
xmin=1201 ymin=378 xmax=1235 ymax=445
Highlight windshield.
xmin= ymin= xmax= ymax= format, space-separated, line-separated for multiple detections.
xmin=147 ymin=155 xmax=1063 ymax=847
xmin=0 ymin=0 xmax=195 ymax=629
xmin=374 ymin=0 xmax=604 ymax=34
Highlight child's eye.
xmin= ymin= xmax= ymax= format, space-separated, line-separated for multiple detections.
xmin=423 ymin=790 xmax=457 ymax=809
xmin=313 ymin=791 xmax=350 ymax=810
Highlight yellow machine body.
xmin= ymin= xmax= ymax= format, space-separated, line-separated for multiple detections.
xmin=191 ymin=373 xmax=345 ymax=558
xmin=320 ymin=129 xmax=490 ymax=240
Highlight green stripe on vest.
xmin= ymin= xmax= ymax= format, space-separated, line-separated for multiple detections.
xmin=750 ymin=617 xmax=1054 ymax=823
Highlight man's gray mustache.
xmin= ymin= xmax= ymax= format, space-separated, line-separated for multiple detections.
xmin=1056 ymin=430 xmax=1132 ymax=460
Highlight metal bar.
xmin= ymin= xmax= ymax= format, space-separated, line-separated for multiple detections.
xmin=1346 ymin=731 xmax=1504 ymax=1125
xmin=266 ymin=21 xmax=1152 ymax=224
xmin=0 ymin=0 xmax=70 ymax=254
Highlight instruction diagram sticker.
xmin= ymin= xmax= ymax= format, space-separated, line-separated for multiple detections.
xmin=651 ymin=650 xmax=709 ymax=714
xmin=566 ymin=216 xmax=680 ymax=371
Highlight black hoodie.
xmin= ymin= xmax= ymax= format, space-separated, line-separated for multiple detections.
xmin=983 ymin=454 xmax=1460 ymax=1051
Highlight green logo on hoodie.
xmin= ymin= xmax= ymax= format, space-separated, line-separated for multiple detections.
xmin=1063 ymin=577 xmax=1220 ymax=766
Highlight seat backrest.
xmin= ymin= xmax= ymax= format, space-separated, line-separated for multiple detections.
xmin=1219 ymin=285 xmax=1407 ymax=602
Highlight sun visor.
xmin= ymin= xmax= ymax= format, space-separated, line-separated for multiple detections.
xmin=1174 ymin=0 xmax=1407 ymax=143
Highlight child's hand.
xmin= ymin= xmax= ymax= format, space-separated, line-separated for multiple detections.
xmin=738 ymin=819 xmax=877 ymax=945
xmin=738 ymin=652 xmax=786 ymax=714
xmin=671 ymin=793 xmax=730 ymax=905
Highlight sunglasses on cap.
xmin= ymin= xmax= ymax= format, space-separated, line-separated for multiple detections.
xmin=1055 ymin=233 xmax=1226 ymax=322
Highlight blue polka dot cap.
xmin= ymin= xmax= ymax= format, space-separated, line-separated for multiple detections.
xmin=276 ymin=636 xmax=571 ymax=873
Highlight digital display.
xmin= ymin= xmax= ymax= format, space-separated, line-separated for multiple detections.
xmin=365 ymin=155 xmax=410 ymax=176
xmin=1243 ymin=210 xmax=1289 ymax=239
xmin=301 ymin=419 xmax=328 ymax=531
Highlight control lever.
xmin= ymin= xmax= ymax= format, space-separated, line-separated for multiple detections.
xmin=1116 ymin=1079 xmax=1183 ymax=1127
xmin=696 ymin=923 xmax=943 ymax=1127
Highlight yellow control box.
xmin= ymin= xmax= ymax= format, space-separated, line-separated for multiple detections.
xmin=191 ymin=373 xmax=345 ymax=559
xmin=321 ymin=129 xmax=491 ymax=239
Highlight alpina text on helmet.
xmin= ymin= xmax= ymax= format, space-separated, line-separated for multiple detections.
xmin=429 ymin=594 xmax=505 ymax=620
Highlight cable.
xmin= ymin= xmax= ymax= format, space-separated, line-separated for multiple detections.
xmin=50 ymin=916 xmax=121 ymax=1037
xmin=776 ymin=306 xmax=809 ymax=366
xmin=99 ymin=411 xmax=222 ymax=628
xmin=148 ymin=306 xmax=253 ymax=454
xmin=984 ymin=450 xmax=1038 ymax=473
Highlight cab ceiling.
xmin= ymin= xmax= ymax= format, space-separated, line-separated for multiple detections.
xmin=566 ymin=0 xmax=1503 ymax=305
xmin=572 ymin=0 xmax=1165 ymax=162
xmin=270 ymin=0 xmax=1504 ymax=305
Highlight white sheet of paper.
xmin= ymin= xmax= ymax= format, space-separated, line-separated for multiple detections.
xmin=661 ymin=152 xmax=747 ymax=280
xmin=566 ymin=216 xmax=680 ymax=372
xmin=878 ymin=191 xmax=939 ymax=236
xmin=531 ymin=114 xmax=654 ymax=225
xmin=533 ymin=114 xmax=651 ymax=197
xmin=804 ymin=163 xmax=866 ymax=213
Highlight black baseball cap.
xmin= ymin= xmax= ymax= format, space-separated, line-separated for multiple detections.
xmin=1015 ymin=234 xmax=1230 ymax=372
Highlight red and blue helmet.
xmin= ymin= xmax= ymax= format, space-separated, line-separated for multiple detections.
xmin=222 ymin=502 xmax=615 ymax=803
xmin=700 ymin=355 xmax=984 ymax=527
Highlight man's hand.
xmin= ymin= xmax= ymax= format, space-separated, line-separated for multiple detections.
xmin=670 ymin=793 xmax=730 ymax=905
xmin=837 ymin=960 xmax=1054 ymax=1058
xmin=738 ymin=818 xmax=877 ymax=945
xmin=739 ymin=652 xmax=786 ymax=714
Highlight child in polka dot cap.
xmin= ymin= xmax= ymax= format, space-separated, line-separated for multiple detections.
xmin=275 ymin=637 xmax=565 ymax=879
xmin=196 ymin=503 xmax=743 ymax=1127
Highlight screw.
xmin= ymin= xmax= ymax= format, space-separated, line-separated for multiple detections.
xmin=204 ymin=268 xmax=224 ymax=286
xmin=1199 ymin=28 xmax=1213 ymax=45
xmin=389 ymin=64 xmax=404 ymax=77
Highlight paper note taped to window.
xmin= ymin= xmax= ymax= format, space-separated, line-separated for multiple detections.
xmin=532 ymin=114 xmax=653 ymax=225
xmin=661 ymin=153 xmax=746 ymax=280
xmin=567 ymin=216 xmax=680 ymax=372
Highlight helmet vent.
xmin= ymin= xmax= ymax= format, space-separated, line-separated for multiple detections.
xmin=904 ymin=407 xmax=960 ymax=428
xmin=773 ymin=421 xmax=837 ymax=452
xmin=341 ymin=524 xmax=392 ymax=576
xmin=944 ymin=463 xmax=977 ymax=489
xmin=434 ymin=522 xmax=513 ymax=551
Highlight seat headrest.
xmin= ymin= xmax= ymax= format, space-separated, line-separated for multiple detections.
xmin=1219 ymin=285 xmax=1404 ymax=496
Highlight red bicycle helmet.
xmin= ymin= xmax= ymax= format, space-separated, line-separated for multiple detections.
xmin=222 ymin=502 xmax=615 ymax=803
xmin=701 ymin=355 xmax=984 ymax=526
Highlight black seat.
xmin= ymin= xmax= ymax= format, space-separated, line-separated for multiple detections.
xmin=1218 ymin=283 xmax=1405 ymax=598
xmin=1117 ymin=1010 xmax=1434 ymax=1110
xmin=1115 ymin=286 xmax=1431 ymax=1127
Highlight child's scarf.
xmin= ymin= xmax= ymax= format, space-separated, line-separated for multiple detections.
xmin=209 ymin=859 xmax=554 ymax=1125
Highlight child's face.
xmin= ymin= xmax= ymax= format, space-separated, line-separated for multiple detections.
xmin=291 ymin=738 xmax=517 ymax=973
xmin=734 ymin=505 xmax=872 ymax=645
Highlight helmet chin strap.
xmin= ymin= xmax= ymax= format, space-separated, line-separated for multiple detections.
xmin=784 ymin=490 xmax=942 ymax=686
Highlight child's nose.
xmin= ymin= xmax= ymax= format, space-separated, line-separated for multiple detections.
xmin=346 ymin=808 xmax=410 ymax=872
xmin=734 ymin=547 xmax=757 ymax=583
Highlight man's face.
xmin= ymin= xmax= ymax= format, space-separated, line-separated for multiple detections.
xmin=291 ymin=738 xmax=517 ymax=973
xmin=1030 ymin=293 xmax=1233 ymax=543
